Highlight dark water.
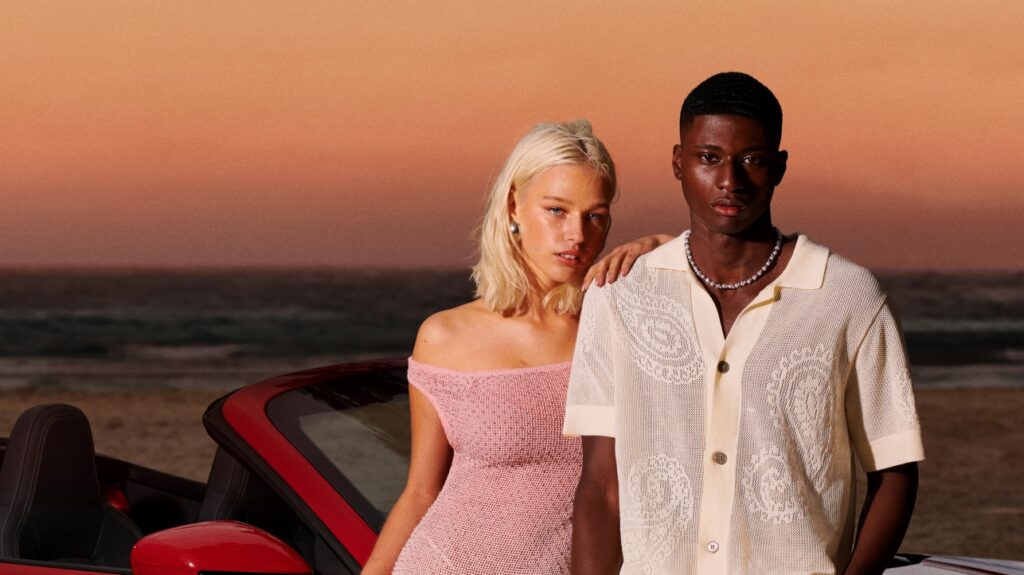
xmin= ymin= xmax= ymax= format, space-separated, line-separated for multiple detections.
xmin=0 ymin=269 xmax=472 ymax=390
xmin=0 ymin=269 xmax=1020 ymax=390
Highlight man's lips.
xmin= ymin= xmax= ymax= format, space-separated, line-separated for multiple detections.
xmin=711 ymin=199 xmax=745 ymax=217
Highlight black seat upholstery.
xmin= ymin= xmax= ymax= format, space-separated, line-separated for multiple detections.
xmin=199 ymin=447 xmax=312 ymax=557
xmin=0 ymin=404 xmax=142 ymax=567
xmin=199 ymin=447 xmax=257 ymax=523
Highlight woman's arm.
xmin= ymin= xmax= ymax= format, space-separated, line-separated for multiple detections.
xmin=361 ymin=385 xmax=453 ymax=574
xmin=584 ymin=234 xmax=675 ymax=289
xmin=363 ymin=316 xmax=456 ymax=574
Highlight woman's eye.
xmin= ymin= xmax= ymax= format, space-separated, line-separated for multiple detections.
xmin=547 ymin=207 xmax=565 ymax=215
xmin=588 ymin=213 xmax=607 ymax=224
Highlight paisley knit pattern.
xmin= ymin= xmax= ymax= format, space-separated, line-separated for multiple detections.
xmin=392 ymin=359 xmax=582 ymax=575
xmin=565 ymin=234 xmax=925 ymax=574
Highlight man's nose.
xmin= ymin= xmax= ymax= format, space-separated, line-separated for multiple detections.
xmin=716 ymin=158 xmax=743 ymax=192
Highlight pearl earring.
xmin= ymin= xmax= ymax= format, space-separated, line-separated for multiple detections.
xmin=510 ymin=221 xmax=520 ymax=234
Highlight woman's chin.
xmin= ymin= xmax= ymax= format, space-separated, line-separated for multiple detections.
xmin=535 ymin=272 xmax=583 ymax=293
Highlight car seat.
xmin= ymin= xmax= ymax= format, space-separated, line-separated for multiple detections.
xmin=0 ymin=404 xmax=142 ymax=567
xmin=199 ymin=447 xmax=313 ymax=558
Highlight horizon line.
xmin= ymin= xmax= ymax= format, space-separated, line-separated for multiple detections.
xmin=0 ymin=263 xmax=1021 ymax=275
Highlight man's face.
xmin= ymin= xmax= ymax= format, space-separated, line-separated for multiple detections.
xmin=672 ymin=114 xmax=786 ymax=236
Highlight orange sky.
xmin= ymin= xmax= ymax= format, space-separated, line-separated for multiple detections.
xmin=2 ymin=1 xmax=1022 ymax=270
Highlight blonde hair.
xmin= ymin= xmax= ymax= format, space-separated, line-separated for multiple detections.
xmin=471 ymin=120 xmax=617 ymax=315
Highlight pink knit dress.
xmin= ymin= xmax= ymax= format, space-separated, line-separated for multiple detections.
xmin=392 ymin=358 xmax=582 ymax=574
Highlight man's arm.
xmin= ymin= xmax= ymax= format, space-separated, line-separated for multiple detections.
xmin=843 ymin=462 xmax=919 ymax=575
xmin=571 ymin=436 xmax=621 ymax=575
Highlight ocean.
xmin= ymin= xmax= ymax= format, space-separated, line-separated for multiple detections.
xmin=0 ymin=269 xmax=1020 ymax=391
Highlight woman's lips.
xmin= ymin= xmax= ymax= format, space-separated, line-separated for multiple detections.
xmin=556 ymin=251 xmax=586 ymax=267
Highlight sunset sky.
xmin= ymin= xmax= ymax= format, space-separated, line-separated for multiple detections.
xmin=2 ymin=1 xmax=1022 ymax=270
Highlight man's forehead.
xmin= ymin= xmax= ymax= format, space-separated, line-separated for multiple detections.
xmin=680 ymin=114 xmax=771 ymax=142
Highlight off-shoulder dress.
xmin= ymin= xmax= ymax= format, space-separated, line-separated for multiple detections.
xmin=392 ymin=358 xmax=582 ymax=574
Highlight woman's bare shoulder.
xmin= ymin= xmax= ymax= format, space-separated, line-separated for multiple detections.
xmin=412 ymin=300 xmax=498 ymax=367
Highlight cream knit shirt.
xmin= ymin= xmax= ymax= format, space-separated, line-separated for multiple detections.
xmin=564 ymin=233 xmax=924 ymax=575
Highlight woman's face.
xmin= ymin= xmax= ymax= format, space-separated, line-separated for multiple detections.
xmin=510 ymin=164 xmax=613 ymax=292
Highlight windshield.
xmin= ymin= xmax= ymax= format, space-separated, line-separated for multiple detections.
xmin=267 ymin=365 xmax=410 ymax=530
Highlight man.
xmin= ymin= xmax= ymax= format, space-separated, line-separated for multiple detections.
xmin=564 ymin=72 xmax=924 ymax=575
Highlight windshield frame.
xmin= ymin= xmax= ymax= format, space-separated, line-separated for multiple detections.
xmin=265 ymin=362 xmax=410 ymax=531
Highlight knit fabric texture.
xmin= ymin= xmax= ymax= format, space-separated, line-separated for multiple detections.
xmin=564 ymin=233 xmax=924 ymax=575
xmin=393 ymin=359 xmax=582 ymax=574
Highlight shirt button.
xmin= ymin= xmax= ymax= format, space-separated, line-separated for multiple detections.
xmin=712 ymin=451 xmax=728 ymax=465
xmin=707 ymin=540 xmax=720 ymax=553
xmin=717 ymin=361 xmax=730 ymax=373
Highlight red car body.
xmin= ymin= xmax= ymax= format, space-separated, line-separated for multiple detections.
xmin=0 ymin=360 xmax=408 ymax=575
xmin=1 ymin=359 xmax=1022 ymax=575
xmin=217 ymin=363 xmax=379 ymax=564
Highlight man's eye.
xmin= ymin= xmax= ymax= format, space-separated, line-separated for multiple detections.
xmin=699 ymin=153 xmax=717 ymax=163
xmin=744 ymin=155 xmax=766 ymax=166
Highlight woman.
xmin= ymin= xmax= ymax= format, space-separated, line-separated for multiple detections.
xmin=363 ymin=120 xmax=666 ymax=574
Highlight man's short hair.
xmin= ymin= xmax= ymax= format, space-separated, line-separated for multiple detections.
xmin=680 ymin=72 xmax=783 ymax=149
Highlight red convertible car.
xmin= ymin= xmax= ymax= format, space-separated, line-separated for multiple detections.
xmin=0 ymin=359 xmax=1021 ymax=575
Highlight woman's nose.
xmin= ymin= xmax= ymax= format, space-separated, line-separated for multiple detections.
xmin=564 ymin=214 xmax=584 ymax=243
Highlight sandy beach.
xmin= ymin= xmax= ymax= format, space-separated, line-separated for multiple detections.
xmin=2 ymin=386 xmax=1022 ymax=561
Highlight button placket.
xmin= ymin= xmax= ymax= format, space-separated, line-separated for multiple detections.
xmin=691 ymin=266 xmax=782 ymax=575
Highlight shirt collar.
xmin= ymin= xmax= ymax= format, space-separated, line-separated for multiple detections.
xmin=645 ymin=231 xmax=829 ymax=290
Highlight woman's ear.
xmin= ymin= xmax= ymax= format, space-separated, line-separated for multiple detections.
xmin=507 ymin=185 xmax=518 ymax=220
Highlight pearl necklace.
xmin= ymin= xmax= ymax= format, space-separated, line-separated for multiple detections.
xmin=684 ymin=229 xmax=784 ymax=290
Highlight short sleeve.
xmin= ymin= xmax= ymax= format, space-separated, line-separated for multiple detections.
xmin=407 ymin=359 xmax=455 ymax=442
xmin=564 ymin=285 xmax=619 ymax=437
xmin=845 ymin=297 xmax=925 ymax=471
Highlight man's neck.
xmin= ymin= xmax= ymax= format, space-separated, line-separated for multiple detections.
xmin=687 ymin=222 xmax=780 ymax=283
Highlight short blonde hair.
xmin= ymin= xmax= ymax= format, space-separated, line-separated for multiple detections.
xmin=471 ymin=120 xmax=617 ymax=315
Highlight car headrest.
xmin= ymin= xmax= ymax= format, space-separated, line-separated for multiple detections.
xmin=0 ymin=403 xmax=139 ymax=566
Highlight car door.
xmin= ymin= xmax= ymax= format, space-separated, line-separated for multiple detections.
xmin=203 ymin=359 xmax=410 ymax=574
